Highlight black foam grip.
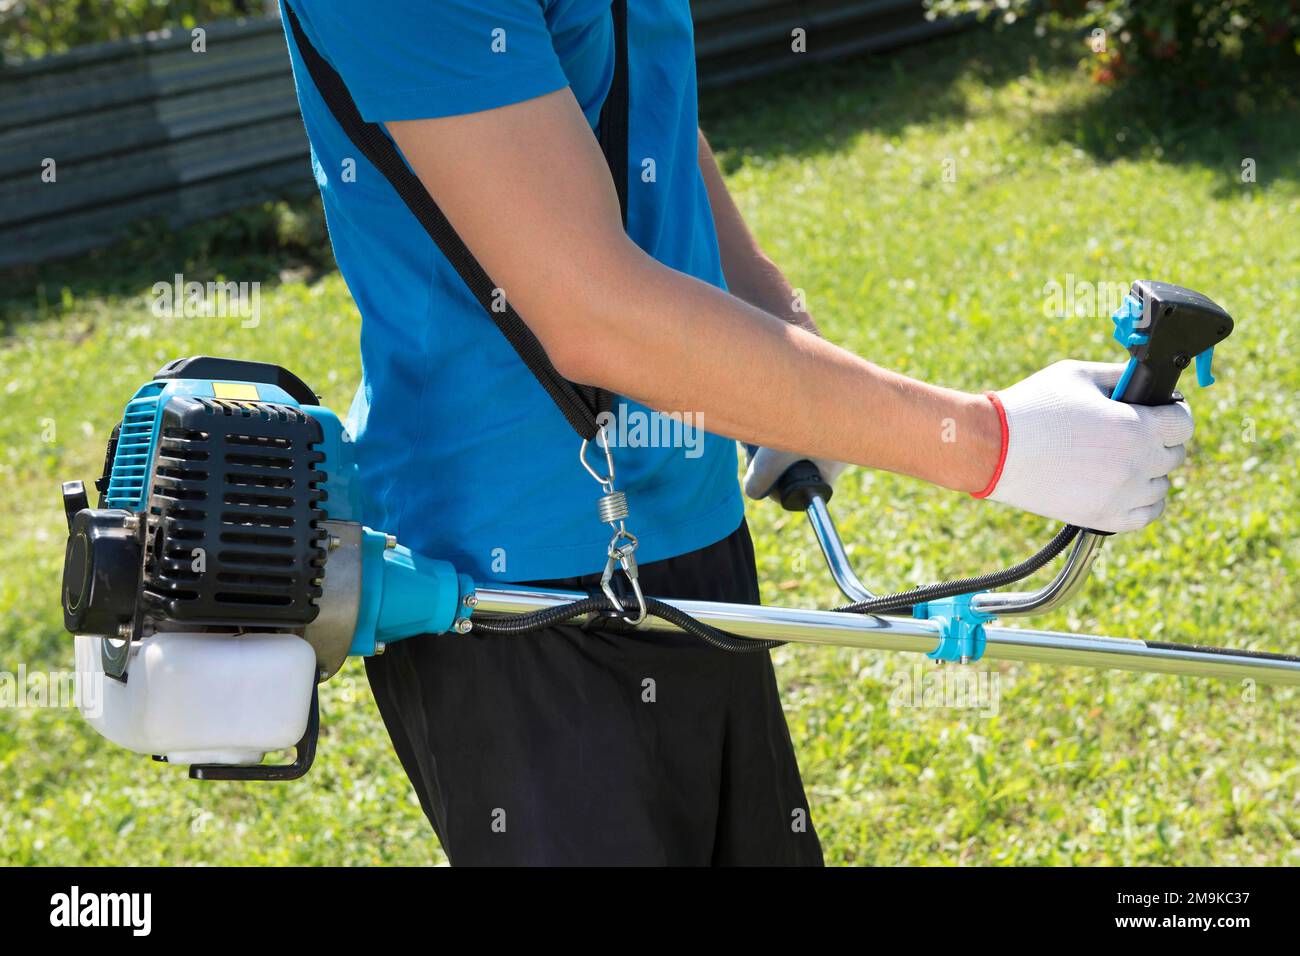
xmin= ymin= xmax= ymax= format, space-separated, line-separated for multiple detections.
xmin=775 ymin=458 xmax=833 ymax=512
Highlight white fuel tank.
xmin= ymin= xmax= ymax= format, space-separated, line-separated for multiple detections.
xmin=74 ymin=631 xmax=316 ymax=767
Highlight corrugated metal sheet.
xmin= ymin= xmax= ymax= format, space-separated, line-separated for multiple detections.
xmin=694 ymin=0 xmax=964 ymax=88
xmin=0 ymin=3 xmax=962 ymax=268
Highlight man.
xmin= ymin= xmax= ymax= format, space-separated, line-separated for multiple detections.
xmin=280 ymin=0 xmax=1193 ymax=865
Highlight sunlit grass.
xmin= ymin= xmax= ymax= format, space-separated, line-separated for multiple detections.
xmin=1 ymin=25 xmax=1296 ymax=865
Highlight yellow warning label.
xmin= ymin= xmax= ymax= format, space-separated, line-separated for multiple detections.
xmin=212 ymin=382 xmax=260 ymax=400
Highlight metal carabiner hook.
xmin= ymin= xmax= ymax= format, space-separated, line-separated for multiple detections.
xmin=617 ymin=545 xmax=647 ymax=626
xmin=579 ymin=425 xmax=616 ymax=490
xmin=600 ymin=533 xmax=646 ymax=626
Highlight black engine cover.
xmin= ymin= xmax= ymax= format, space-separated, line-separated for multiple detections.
xmin=140 ymin=396 xmax=328 ymax=627
xmin=62 ymin=508 xmax=142 ymax=635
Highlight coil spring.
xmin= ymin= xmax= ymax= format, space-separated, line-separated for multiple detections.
xmin=596 ymin=490 xmax=629 ymax=525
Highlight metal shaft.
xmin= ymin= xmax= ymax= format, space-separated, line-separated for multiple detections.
xmin=471 ymin=586 xmax=1300 ymax=686
xmin=806 ymin=495 xmax=877 ymax=602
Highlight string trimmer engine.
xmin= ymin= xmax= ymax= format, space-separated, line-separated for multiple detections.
xmin=61 ymin=357 xmax=473 ymax=780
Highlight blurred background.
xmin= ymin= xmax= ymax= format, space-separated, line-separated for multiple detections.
xmin=1 ymin=0 xmax=1297 ymax=865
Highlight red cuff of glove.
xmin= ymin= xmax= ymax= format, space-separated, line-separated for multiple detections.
xmin=971 ymin=391 xmax=1009 ymax=500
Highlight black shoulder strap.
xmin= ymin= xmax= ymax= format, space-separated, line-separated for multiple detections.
xmin=597 ymin=0 xmax=630 ymax=230
xmin=284 ymin=1 xmax=628 ymax=441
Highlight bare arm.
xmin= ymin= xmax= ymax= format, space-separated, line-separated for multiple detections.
xmin=696 ymin=129 xmax=818 ymax=335
xmin=387 ymin=90 xmax=1000 ymax=493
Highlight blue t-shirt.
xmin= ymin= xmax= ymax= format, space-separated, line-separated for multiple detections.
xmin=282 ymin=0 xmax=743 ymax=582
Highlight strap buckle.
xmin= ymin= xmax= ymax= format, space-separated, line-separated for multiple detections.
xmin=582 ymin=426 xmax=644 ymax=625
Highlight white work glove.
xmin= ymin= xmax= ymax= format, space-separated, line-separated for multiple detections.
xmin=743 ymin=445 xmax=847 ymax=500
xmin=978 ymin=360 xmax=1194 ymax=533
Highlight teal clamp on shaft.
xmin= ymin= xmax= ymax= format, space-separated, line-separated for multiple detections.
xmin=914 ymin=593 xmax=996 ymax=663
xmin=350 ymin=529 xmax=476 ymax=657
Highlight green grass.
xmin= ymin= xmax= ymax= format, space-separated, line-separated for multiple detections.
xmin=2 ymin=25 xmax=1297 ymax=865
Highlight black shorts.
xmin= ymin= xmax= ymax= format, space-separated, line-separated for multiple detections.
xmin=365 ymin=519 xmax=822 ymax=866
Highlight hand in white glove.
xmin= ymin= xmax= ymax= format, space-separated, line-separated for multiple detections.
xmin=975 ymin=360 xmax=1194 ymax=533
xmin=743 ymin=445 xmax=847 ymax=501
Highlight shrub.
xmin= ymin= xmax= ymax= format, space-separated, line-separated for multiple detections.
xmin=1 ymin=1 xmax=264 ymax=63
xmin=926 ymin=0 xmax=1300 ymax=102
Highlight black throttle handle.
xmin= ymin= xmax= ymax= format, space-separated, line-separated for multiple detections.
xmin=1089 ymin=280 xmax=1236 ymax=537
xmin=1109 ymin=280 xmax=1234 ymax=406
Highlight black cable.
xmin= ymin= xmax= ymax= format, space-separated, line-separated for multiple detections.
xmin=467 ymin=597 xmax=610 ymax=635
xmin=832 ymin=523 xmax=1081 ymax=616
xmin=469 ymin=594 xmax=781 ymax=652
xmin=644 ymin=598 xmax=782 ymax=652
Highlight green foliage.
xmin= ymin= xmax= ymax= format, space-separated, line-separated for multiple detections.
xmin=0 ymin=197 xmax=332 ymax=338
xmin=1 ymin=0 xmax=261 ymax=62
xmin=122 ymin=198 xmax=333 ymax=277
xmin=1 ymin=24 xmax=1297 ymax=865
xmin=926 ymin=0 xmax=1300 ymax=106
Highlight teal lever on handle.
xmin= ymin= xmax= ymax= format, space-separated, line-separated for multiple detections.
xmin=1195 ymin=347 xmax=1215 ymax=387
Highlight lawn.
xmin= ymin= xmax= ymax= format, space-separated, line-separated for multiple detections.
xmin=1 ymin=23 xmax=1296 ymax=865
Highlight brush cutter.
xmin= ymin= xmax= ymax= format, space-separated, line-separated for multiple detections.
xmin=60 ymin=281 xmax=1299 ymax=779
